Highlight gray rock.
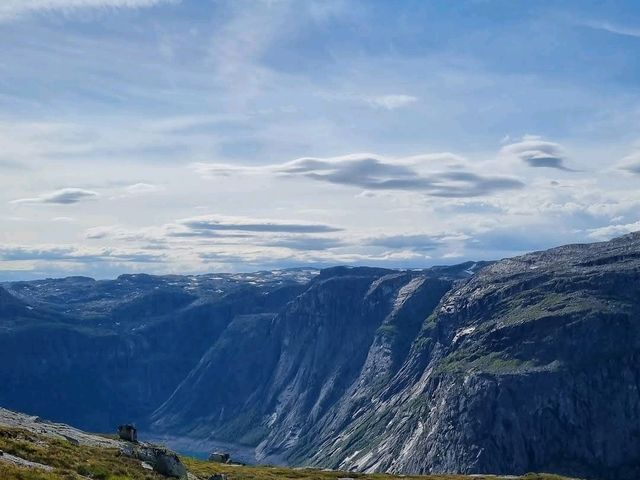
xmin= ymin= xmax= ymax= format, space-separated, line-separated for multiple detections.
xmin=120 ymin=443 xmax=186 ymax=478
xmin=207 ymin=474 xmax=228 ymax=480
xmin=154 ymin=450 xmax=187 ymax=478
xmin=208 ymin=452 xmax=230 ymax=463
xmin=0 ymin=408 xmax=120 ymax=449
xmin=117 ymin=424 xmax=137 ymax=442
xmin=61 ymin=434 xmax=80 ymax=446
xmin=0 ymin=451 xmax=53 ymax=471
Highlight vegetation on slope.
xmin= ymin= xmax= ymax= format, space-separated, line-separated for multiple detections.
xmin=0 ymin=426 xmax=573 ymax=480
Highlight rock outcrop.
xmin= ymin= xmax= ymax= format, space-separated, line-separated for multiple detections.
xmin=120 ymin=443 xmax=187 ymax=478
xmin=208 ymin=452 xmax=230 ymax=463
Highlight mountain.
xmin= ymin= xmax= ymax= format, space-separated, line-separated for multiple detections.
xmin=1 ymin=234 xmax=640 ymax=480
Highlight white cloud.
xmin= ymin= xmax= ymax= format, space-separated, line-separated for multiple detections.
xmin=0 ymin=244 xmax=163 ymax=263
xmin=617 ymin=152 xmax=640 ymax=175
xmin=581 ymin=20 xmax=640 ymax=39
xmin=363 ymin=233 xmax=443 ymax=251
xmin=587 ymin=221 xmax=640 ymax=241
xmin=367 ymin=94 xmax=418 ymax=110
xmin=108 ymin=183 xmax=163 ymax=199
xmin=11 ymin=188 xmax=99 ymax=205
xmin=318 ymin=92 xmax=419 ymax=110
xmin=84 ymin=216 xmax=346 ymax=254
xmin=194 ymin=152 xmax=524 ymax=197
xmin=177 ymin=214 xmax=342 ymax=234
xmin=84 ymin=224 xmax=171 ymax=243
xmin=0 ymin=0 xmax=178 ymax=21
xmin=125 ymin=182 xmax=160 ymax=194
xmin=500 ymin=137 xmax=574 ymax=171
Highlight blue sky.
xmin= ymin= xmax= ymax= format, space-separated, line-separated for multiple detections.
xmin=1 ymin=0 xmax=640 ymax=279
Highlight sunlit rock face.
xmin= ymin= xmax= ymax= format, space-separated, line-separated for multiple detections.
xmin=3 ymin=234 xmax=640 ymax=480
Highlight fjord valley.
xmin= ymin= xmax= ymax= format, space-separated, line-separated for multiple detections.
xmin=3 ymin=233 xmax=640 ymax=480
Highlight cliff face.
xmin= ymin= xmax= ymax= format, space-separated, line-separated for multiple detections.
xmin=300 ymin=233 xmax=640 ymax=480
xmin=152 ymin=267 xmax=458 ymax=450
xmin=2 ymin=235 xmax=640 ymax=480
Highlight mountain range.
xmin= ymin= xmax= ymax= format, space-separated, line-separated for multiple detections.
xmin=2 ymin=233 xmax=640 ymax=480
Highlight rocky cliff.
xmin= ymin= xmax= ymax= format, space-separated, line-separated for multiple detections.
xmin=299 ymin=233 xmax=640 ymax=480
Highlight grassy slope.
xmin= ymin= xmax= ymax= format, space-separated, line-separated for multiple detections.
xmin=0 ymin=426 xmax=573 ymax=480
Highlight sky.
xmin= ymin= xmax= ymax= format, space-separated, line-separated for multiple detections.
xmin=1 ymin=0 xmax=640 ymax=280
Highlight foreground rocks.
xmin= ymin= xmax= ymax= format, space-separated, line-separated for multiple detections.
xmin=207 ymin=474 xmax=228 ymax=480
xmin=0 ymin=407 xmax=187 ymax=478
xmin=0 ymin=451 xmax=54 ymax=472
xmin=0 ymin=407 xmax=120 ymax=449
xmin=208 ymin=452 xmax=230 ymax=463
xmin=120 ymin=443 xmax=187 ymax=478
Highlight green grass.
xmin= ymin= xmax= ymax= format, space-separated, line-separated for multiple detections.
xmin=0 ymin=426 xmax=163 ymax=480
xmin=0 ymin=425 xmax=574 ymax=480
xmin=437 ymin=350 xmax=538 ymax=374
xmin=182 ymin=459 xmax=571 ymax=480
xmin=492 ymin=291 xmax=623 ymax=327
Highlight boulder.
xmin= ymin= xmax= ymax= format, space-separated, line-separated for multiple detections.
xmin=154 ymin=450 xmax=187 ymax=478
xmin=117 ymin=424 xmax=137 ymax=442
xmin=120 ymin=443 xmax=187 ymax=478
xmin=208 ymin=452 xmax=230 ymax=463
xmin=208 ymin=474 xmax=228 ymax=480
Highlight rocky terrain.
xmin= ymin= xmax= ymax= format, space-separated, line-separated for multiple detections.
xmin=0 ymin=406 xmax=572 ymax=480
xmin=2 ymin=233 xmax=640 ymax=480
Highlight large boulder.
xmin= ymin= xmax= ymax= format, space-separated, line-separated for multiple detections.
xmin=120 ymin=443 xmax=187 ymax=478
xmin=208 ymin=452 xmax=230 ymax=463
xmin=117 ymin=424 xmax=137 ymax=442
xmin=208 ymin=475 xmax=228 ymax=480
